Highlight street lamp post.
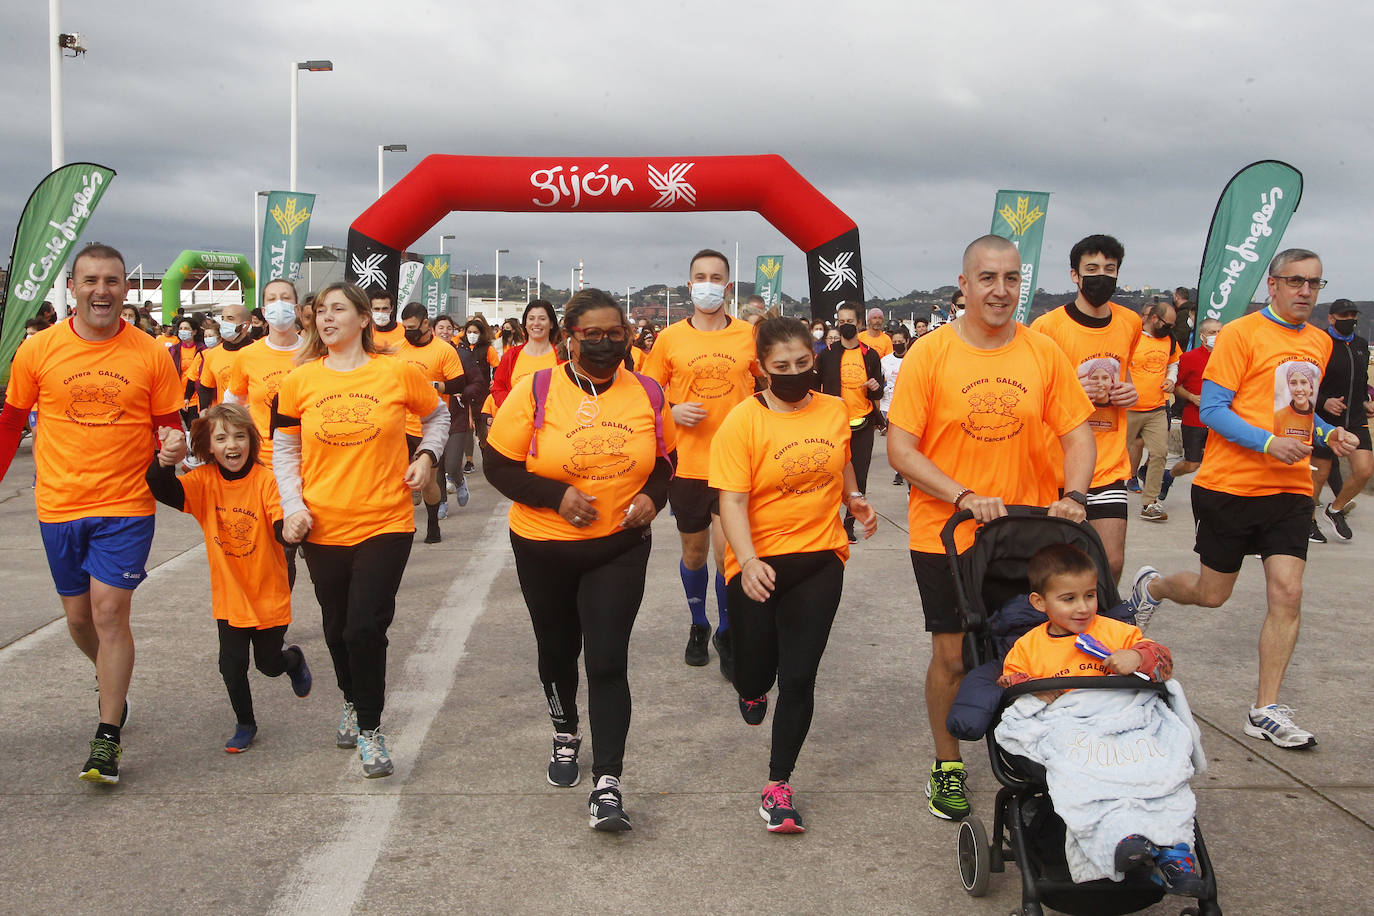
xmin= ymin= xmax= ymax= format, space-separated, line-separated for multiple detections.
xmin=289 ymin=59 xmax=333 ymax=192
xmin=49 ymin=2 xmax=88 ymax=316
xmin=464 ymin=269 xmax=470 ymax=318
xmin=495 ymin=248 xmax=509 ymax=313
xmin=377 ymin=143 xmax=406 ymax=198
xmin=536 ymin=259 xmax=542 ymax=299
xmin=440 ymin=234 xmax=456 ymax=255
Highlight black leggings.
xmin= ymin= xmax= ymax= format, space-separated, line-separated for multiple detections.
xmin=216 ymin=620 xmax=300 ymax=726
xmin=301 ymin=532 xmax=413 ymax=731
xmin=728 ymin=551 xmax=844 ymax=783
xmin=846 ymin=420 xmax=874 ymax=521
xmin=510 ymin=527 xmax=651 ymax=780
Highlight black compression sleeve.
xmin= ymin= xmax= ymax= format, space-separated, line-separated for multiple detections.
xmin=145 ymin=458 xmax=185 ymax=511
xmin=639 ymin=453 xmax=674 ymax=511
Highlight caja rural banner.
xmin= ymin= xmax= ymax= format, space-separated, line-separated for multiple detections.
xmin=1 ymin=162 xmax=116 ymax=386
xmin=754 ymin=255 xmax=783 ymax=309
xmin=345 ymin=155 xmax=863 ymax=320
xmin=1196 ymin=160 xmax=1303 ymax=337
xmin=259 ymin=191 xmax=315 ymax=299
xmin=420 ymin=255 xmax=450 ymax=319
xmin=989 ymin=189 xmax=1050 ymax=324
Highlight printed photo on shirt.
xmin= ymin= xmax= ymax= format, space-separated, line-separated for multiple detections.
xmin=1076 ymin=356 xmax=1119 ymax=408
xmin=1273 ymin=360 xmax=1319 ymax=443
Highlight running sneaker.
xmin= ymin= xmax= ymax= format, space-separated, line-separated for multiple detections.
xmin=456 ymin=480 xmax=470 ymax=507
xmin=1126 ymin=477 xmax=1142 ymax=493
xmin=1245 ymin=704 xmax=1317 ymax=749
xmin=463 ymin=460 xmax=476 ymax=474
xmin=1152 ymin=843 xmax=1206 ymax=896
xmin=78 ymin=738 xmax=121 ymax=784
xmin=358 ymin=728 xmax=394 ymax=778
xmin=1309 ymin=517 xmax=1328 ymax=544
xmin=759 ymin=782 xmax=805 ymax=834
xmin=287 ymin=646 xmax=312 ymax=698
xmin=1113 ymin=834 xmax=1160 ymax=873
xmin=1158 ymin=469 xmax=1174 ymax=501
xmin=926 ymin=760 xmax=969 ymax=820
xmin=1325 ymin=503 xmax=1353 ymax=540
xmin=1140 ymin=502 xmax=1168 ymax=522
xmin=738 ymin=695 xmax=768 ymax=726
xmin=446 ymin=480 xmax=457 ymax=494
xmin=337 ymin=701 xmax=360 ymax=748
xmin=225 ymin=723 xmax=258 ymax=754
xmin=684 ymin=624 xmax=710 ymax=667
xmin=437 ymin=502 xmax=449 ymax=520
xmin=892 ymin=472 xmax=903 ymax=486
xmin=713 ymin=628 xmax=735 ymax=681
xmin=1127 ymin=566 xmax=1163 ymax=633
xmin=588 ymin=775 xmax=632 ymax=831
xmin=424 ymin=522 xmax=441 ymax=544
xmin=547 ymin=732 xmax=582 ymax=787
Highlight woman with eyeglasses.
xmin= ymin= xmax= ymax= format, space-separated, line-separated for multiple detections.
xmin=483 ymin=288 xmax=676 ymax=833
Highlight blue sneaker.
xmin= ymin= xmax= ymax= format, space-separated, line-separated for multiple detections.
xmin=1159 ymin=469 xmax=1174 ymax=501
xmin=1126 ymin=477 xmax=1142 ymax=493
xmin=358 ymin=728 xmax=394 ymax=778
xmin=1152 ymin=843 xmax=1206 ymax=896
xmin=225 ymin=723 xmax=258 ymax=753
xmin=1114 ymin=834 xmax=1159 ymax=873
xmin=456 ymin=480 xmax=470 ymax=507
xmin=1127 ymin=566 xmax=1163 ymax=633
xmin=287 ymin=646 xmax=312 ymax=698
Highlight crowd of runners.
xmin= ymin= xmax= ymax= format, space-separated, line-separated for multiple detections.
xmin=0 ymin=233 xmax=1366 ymax=838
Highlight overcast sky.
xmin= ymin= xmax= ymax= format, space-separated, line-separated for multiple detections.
xmin=3 ymin=1 xmax=1371 ymax=303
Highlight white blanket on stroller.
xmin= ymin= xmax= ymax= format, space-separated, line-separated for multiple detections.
xmin=993 ymin=680 xmax=1206 ymax=883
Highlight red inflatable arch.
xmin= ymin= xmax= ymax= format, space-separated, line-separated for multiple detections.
xmin=346 ymin=154 xmax=862 ymax=319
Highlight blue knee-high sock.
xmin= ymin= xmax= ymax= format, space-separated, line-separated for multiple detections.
xmin=714 ymin=569 xmax=729 ymax=632
xmin=681 ymin=561 xmax=709 ymax=626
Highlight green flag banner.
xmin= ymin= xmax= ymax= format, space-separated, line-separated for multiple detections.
xmin=420 ymin=255 xmax=451 ymax=319
xmin=397 ymin=259 xmax=424 ymax=306
xmin=259 ymin=191 xmax=315 ymax=301
xmin=754 ymin=256 xmax=784 ymax=309
xmin=1196 ymin=160 xmax=1303 ymax=333
xmin=1 ymin=162 xmax=116 ymax=386
xmin=990 ymin=190 xmax=1050 ymax=323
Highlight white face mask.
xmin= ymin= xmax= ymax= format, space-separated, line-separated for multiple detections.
xmin=811 ymin=328 xmax=823 ymax=340
xmin=372 ymin=310 xmax=391 ymax=327
xmin=691 ymin=281 xmax=726 ymax=312
xmin=263 ymin=301 xmax=297 ymax=331
xmin=203 ymin=335 xmax=219 ymax=348
xmin=1204 ymin=335 xmax=1217 ymax=349
xmin=177 ymin=328 xmax=194 ymax=341
xmin=466 ymin=331 xmax=480 ymax=345
xmin=217 ymin=317 xmax=241 ymax=339
xmin=955 ymin=308 xmax=966 ymax=319
xmin=122 ymin=315 xmax=135 ymax=325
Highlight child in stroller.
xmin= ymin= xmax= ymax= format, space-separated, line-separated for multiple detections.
xmin=941 ymin=507 xmax=1220 ymax=916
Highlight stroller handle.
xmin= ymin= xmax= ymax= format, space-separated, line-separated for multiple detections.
xmin=1002 ymin=675 xmax=1168 ymax=704
xmin=939 ymin=504 xmax=1050 ymax=555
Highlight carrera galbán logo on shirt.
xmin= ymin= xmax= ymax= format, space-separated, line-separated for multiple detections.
xmin=563 ymin=422 xmax=636 ymax=481
xmin=213 ymin=505 xmax=259 ymax=558
xmin=687 ymin=353 xmax=738 ymax=399
xmin=62 ymin=369 xmax=128 ymax=425
xmin=960 ymin=377 xmax=1027 ymax=443
xmin=314 ymin=392 xmax=381 ymax=446
xmin=773 ymin=437 xmax=837 ymax=495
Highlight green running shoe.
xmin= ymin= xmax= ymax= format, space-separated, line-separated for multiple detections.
xmin=78 ymin=738 xmax=121 ymax=785
xmin=926 ymin=760 xmax=969 ymax=820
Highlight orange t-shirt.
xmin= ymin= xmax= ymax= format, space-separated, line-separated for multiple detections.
xmin=496 ymin=347 xmax=560 ymax=413
xmin=886 ymin=324 xmax=1093 ymax=553
xmin=170 ymin=343 xmax=202 ymax=407
xmin=193 ymin=344 xmax=241 ymax=405
xmin=1002 ymin=615 xmax=1145 ymax=681
xmin=274 ymin=355 xmax=443 ymax=545
xmin=641 ymin=315 xmax=758 ymax=480
xmin=1030 ymin=303 xmax=1142 ymax=486
xmin=630 ymin=346 xmax=647 ymax=371
xmin=487 ymin=367 xmax=677 ymax=542
xmin=839 ymin=345 xmax=873 ymax=422
xmin=1128 ymin=334 xmax=1180 ymax=412
xmin=228 ymin=337 xmax=304 ymax=468
xmin=395 ymin=337 xmax=463 ymax=436
xmin=5 ymin=320 xmax=183 ymax=522
xmin=178 ymin=463 xmax=291 ymax=628
xmin=372 ymin=325 xmax=406 ymax=351
xmin=862 ymin=330 xmax=893 ymax=358
xmin=708 ymin=393 xmax=852 ymax=579
xmin=1195 ymin=309 xmax=1333 ymax=497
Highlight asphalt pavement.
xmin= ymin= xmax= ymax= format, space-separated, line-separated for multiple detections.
xmin=1 ymin=434 xmax=1370 ymax=916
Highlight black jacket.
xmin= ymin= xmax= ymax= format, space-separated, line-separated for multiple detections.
xmin=816 ymin=341 xmax=884 ymax=423
xmin=1316 ymin=331 xmax=1370 ymax=429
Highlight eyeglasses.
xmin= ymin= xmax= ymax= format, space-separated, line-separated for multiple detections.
xmin=570 ymin=326 xmax=629 ymax=344
xmin=1273 ymin=275 xmax=1328 ymax=290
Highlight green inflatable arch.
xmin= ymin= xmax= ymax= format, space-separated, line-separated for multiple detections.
xmin=160 ymin=250 xmax=256 ymax=319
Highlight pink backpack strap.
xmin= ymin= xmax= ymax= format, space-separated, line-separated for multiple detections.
xmin=631 ymin=371 xmax=674 ymax=474
xmin=527 ymin=368 xmax=554 ymax=458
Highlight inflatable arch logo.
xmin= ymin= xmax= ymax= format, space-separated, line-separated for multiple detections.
xmin=161 ymin=250 xmax=255 ymax=320
xmin=346 ymin=155 xmax=863 ymax=319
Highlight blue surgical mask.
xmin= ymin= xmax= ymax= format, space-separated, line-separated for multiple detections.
xmin=177 ymin=328 xmax=194 ymax=341
xmin=203 ymin=334 xmax=219 ymax=348
xmin=263 ymin=300 xmax=296 ymax=330
xmin=217 ymin=317 xmax=241 ymax=339
xmin=691 ymin=281 xmax=726 ymax=312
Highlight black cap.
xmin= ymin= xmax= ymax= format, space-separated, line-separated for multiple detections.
xmin=1330 ymin=298 xmax=1360 ymax=316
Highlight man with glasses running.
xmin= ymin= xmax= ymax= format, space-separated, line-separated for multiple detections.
xmin=1129 ymin=250 xmax=1359 ymax=750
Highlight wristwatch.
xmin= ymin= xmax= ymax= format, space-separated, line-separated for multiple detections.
xmin=413 ymin=449 xmax=438 ymax=467
xmin=1064 ymin=490 xmax=1088 ymax=507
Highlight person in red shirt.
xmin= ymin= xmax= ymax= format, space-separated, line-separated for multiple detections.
xmin=1128 ymin=250 xmax=1360 ymax=750
xmin=0 ymin=243 xmax=184 ymax=784
xmin=1164 ymin=318 xmax=1221 ymax=488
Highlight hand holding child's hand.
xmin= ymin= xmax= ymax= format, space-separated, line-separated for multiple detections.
xmin=1105 ymin=648 xmax=1143 ymax=676
xmin=158 ymin=427 xmax=188 ymax=466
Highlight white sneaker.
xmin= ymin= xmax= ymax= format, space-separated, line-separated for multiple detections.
xmin=358 ymin=728 xmax=395 ymax=777
xmin=446 ymin=480 xmax=457 ymax=494
xmin=1127 ymin=566 xmax=1163 ymax=633
xmin=437 ymin=502 xmax=449 ymax=520
xmin=1245 ymin=704 xmax=1317 ymax=749
xmin=336 ymin=701 xmax=359 ymax=748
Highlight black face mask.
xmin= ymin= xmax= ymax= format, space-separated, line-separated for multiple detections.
xmin=404 ymin=328 xmax=428 ymax=346
xmin=892 ymin=342 xmax=907 ymax=357
xmin=838 ymin=323 xmax=858 ymax=340
xmin=577 ymin=336 xmax=626 ymax=372
xmin=250 ymin=326 xmax=266 ymax=340
xmin=768 ymin=368 xmax=816 ymax=403
xmin=1333 ymin=318 xmax=1358 ymax=336
xmin=1079 ymin=274 xmax=1117 ymax=307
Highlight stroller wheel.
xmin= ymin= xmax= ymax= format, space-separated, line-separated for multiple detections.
xmin=957 ymin=815 xmax=991 ymax=897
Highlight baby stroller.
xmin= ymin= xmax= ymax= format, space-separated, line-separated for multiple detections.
xmin=940 ymin=506 xmax=1221 ymax=916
